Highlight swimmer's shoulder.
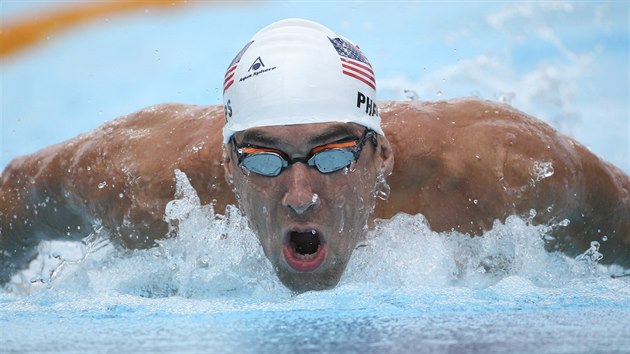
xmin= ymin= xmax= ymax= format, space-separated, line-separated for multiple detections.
xmin=379 ymin=98 xmax=543 ymax=127
xmin=111 ymin=103 xmax=224 ymax=127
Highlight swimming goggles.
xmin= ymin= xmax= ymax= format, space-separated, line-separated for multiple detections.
xmin=232 ymin=129 xmax=377 ymax=177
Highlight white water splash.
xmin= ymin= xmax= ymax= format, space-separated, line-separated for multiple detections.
xmin=7 ymin=170 xmax=623 ymax=299
xmin=532 ymin=160 xmax=555 ymax=184
xmin=343 ymin=212 xmax=582 ymax=290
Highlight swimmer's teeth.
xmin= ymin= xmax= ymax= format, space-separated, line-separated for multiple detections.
xmin=294 ymin=250 xmax=317 ymax=260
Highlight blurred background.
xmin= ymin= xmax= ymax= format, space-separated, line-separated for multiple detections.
xmin=1 ymin=0 xmax=628 ymax=173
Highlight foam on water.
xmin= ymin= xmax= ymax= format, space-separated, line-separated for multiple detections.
xmin=2 ymin=170 xmax=629 ymax=353
xmin=3 ymin=169 xmax=627 ymax=299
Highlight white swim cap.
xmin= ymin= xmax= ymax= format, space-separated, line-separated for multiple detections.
xmin=222 ymin=18 xmax=383 ymax=143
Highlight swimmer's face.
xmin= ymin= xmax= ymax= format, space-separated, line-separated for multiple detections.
xmin=224 ymin=122 xmax=393 ymax=292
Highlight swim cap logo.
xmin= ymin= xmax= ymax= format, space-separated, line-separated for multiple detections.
xmin=238 ymin=56 xmax=277 ymax=83
xmin=248 ymin=57 xmax=265 ymax=72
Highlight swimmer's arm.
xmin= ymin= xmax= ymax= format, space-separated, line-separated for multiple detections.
xmin=0 ymin=146 xmax=94 ymax=284
xmin=1 ymin=103 xmax=233 ymax=284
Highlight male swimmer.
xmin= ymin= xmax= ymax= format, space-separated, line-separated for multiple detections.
xmin=1 ymin=19 xmax=629 ymax=291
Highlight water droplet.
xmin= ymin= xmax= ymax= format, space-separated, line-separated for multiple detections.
xmin=436 ymin=90 xmax=443 ymax=96
xmin=374 ymin=173 xmax=391 ymax=201
xmin=118 ymin=193 xmax=124 ymax=199
xmin=311 ymin=193 xmax=319 ymax=204
xmin=311 ymin=230 xmax=316 ymax=235
xmin=473 ymin=199 xmax=478 ymax=205
xmin=98 ymin=181 xmax=107 ymax=189
xmin=532 ymin=161 xmax=554 ymax=183
xmin=348 ymin=161 xmax=357 ymax=172
xmin=239 ymin=165 xmax=251 ymax=176
xmin=404 ymin=89 xmax=419 ymax=101
xmin=602 ymin=236 xmax=608 ymax=242
xmin=87 ymin=166 xmax=91 ymax=171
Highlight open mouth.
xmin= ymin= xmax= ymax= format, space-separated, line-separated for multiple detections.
xmin=282 ymin=228 xmax=327 ymax=272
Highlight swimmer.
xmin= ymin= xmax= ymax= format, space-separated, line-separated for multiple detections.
xmin=1 ymin=19 xmax=629 ymax=291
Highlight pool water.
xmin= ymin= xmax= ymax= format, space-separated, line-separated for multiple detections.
xmin=2 ymin=171 xmax=629 ymax=353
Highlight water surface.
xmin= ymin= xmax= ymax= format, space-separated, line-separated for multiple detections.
xmin=2 ymin=173 xmax=629 ymax=353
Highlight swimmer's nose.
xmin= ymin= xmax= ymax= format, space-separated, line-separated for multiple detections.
xmin=282 ymin=163 xmax=320 ymax=215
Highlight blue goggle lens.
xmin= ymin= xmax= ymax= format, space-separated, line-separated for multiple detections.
xmin=307 ymin=149 xmax=356 ymax=174
xmin=240 ymin=153 xmax=287 ymax=176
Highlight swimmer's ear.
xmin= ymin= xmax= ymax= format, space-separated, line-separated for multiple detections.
xmin=377 ymin=136 xmax=394 ymax=177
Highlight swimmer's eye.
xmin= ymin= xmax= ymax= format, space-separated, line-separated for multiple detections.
xmin=232 ymin=129 xmax=376 ymax=177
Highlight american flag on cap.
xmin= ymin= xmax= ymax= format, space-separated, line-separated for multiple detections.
xmin=224 ymin=40 xmax=253 ymax=93
xmin=328 ymin=37 xmax=376 ymax=90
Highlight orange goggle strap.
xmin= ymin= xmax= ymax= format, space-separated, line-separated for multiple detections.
xmin=239 ymin=146 xmax=287 ymax=156
xmin=310 ymin=140 xmax=358 ymax=154
xmin=235 ymin=139 xmax=359 ymax=160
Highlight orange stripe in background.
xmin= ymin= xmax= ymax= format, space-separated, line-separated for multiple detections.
xmin=0 ymin=0 xmax=197 ymax=58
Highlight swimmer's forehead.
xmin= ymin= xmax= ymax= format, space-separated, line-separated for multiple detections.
xmin=235 ymin=122 xmax=365 ymax=149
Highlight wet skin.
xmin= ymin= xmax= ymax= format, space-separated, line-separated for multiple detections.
xmin=1 ymin=99 xmax=629 ymax=288
xmin=224 ymin=123 xmax=393 ymax=292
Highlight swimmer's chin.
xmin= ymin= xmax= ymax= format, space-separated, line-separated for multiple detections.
xmin=273 ymin=227 xmax=351 ymax=292
xmin=276 ymin=271 xmax=342 ymax=293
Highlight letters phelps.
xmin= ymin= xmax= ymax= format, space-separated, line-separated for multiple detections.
xmin=357 ymin=91 xmax=378 ymax=116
